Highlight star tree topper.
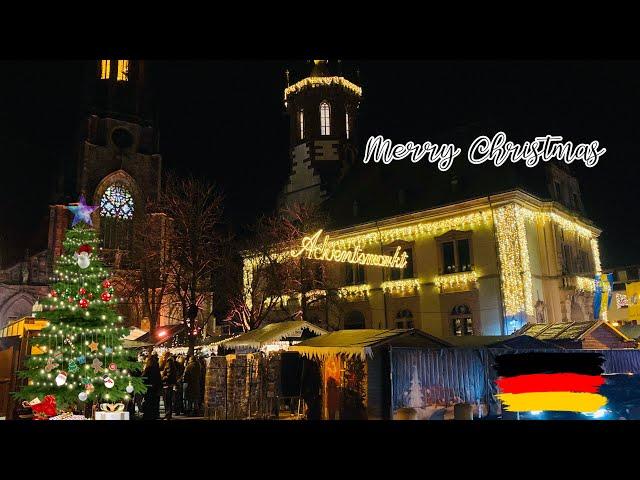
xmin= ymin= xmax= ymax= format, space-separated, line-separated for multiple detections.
xmin=66 ymin=195 xmax=98 ymax=226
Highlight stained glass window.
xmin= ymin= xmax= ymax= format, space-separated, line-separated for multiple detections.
xmin=100 ymin=184 xmax=134 ymax=219
xmin=320 ymin=101 xmax=331 ymax=135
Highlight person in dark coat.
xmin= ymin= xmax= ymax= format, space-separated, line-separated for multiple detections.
xmin=142 ymin=354 xmax=162 ymax=420
xmin=161 ymin=354 xmax=178 ymax=420
xmin=174 ymin=355 xmax=185 ymax=416
xmin=198 ymin=356 xmax=207 ymax=411
xmin=183 ymin=357 xmax=201 ymax=416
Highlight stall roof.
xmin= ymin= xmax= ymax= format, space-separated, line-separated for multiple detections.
xmin=514 ymin=320 xmax=631 ymax=342
xmin=290 ymin=328 xmax=451 ymax=360
xmin=444 ymin=335 xmax=560 ymax=350
xmin=219 ymin=321 xmax=327 ymax=349
xmin=135 ymin=324 xmax=185 ymax=346
xmin=619 ymin=324 xmax=640 ymax=340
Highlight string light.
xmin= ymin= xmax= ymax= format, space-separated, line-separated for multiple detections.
xmin=381 ymin=278 xmax=420 ymax=294
xmin=284 ymin=76 xmax=362 ymax=102
xmin=434 ymin=271 xmax=478 ymax=292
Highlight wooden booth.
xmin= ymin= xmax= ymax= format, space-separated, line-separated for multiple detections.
xmin=0 ymin=317 xmax=48 ymax=419
xmin=290 ymin=329 xmax=451 ymax=420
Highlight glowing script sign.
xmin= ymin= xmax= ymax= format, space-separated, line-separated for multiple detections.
xmin=291 ymin=230 xmax=408 ymax=269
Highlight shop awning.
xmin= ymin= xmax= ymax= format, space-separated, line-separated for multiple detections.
xmin=218 ymin=321 xmax=327 ymax=350
xmin=290 ymin=328 xmax=451 ymax=360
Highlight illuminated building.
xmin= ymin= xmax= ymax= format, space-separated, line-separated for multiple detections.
xmin=246 ymin=60 xmax=604 ymax=337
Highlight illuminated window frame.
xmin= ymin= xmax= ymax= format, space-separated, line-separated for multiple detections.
xmin=345 ymin=111 xmax=350 ymax=139
xmin=320 ymin=101 xmax=331 ymax=136
xmin=117 ymin=60 xmax=129 ymax=82
xmin=100 ymin=60 xmax=111 ymax=80
xmin=299 ymin=109 xmax=304 ymax=140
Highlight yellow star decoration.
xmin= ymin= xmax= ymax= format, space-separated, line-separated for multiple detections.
xmin=88 ymin=341 xmax=99 ymax=352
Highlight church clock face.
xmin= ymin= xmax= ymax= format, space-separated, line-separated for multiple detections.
xmin=111 ymin=127 xmax=134 ymax=150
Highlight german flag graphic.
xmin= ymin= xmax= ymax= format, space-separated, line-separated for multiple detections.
xmin=495 ymin=352 xmax=607 ymax=413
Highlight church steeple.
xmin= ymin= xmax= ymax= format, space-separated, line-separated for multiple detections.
xmin=282 ymin=60 xmax=362 ymax=206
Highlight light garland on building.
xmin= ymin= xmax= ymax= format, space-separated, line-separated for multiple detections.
xmin=338 ymin=284 xmax=371 ymax=300
xmin=284 ymin=76 xmax=362 ymax=102
xmin=575 ymin=276 xmax=596 ymax=293
xmin=434 ymin=271 xmax=478 ymax=292
xmin=494 ymin=204 xmax=534 ymax=317
xmin=590 ymin=238 xmax=602 ymax=274
xmin=381 ymin=278 xmax=420 ymax=294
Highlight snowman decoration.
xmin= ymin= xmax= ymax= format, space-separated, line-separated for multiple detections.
xmin=103 ymin=375 xmax=115 ymax=389
xmin=75 ymin=244 xmax=93 ymax=269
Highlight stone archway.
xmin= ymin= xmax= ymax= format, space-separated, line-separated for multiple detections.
xmin=0 ymin=291 xmax=37 ymax=328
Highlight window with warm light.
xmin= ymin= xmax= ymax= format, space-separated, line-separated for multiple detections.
xmin=100 ymin=60 xmax=111 ymax=79
xmin=451 ymin=305 xmax=473 ymax=336
xmin=345 ymin=111 xmax=350 ymax=139
xmin=436 ymin=231 xmax=473 ymax=275
xmin=117 ymin=60 xmax=129 ymax=82
xmin=320 ymin=101 xmax=331 ymax=135
xmin=299 ymin=109 xmax=304 ymax=139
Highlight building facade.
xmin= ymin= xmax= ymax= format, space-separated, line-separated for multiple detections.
xmin=245 ymin=60 xmax=604 ymax=338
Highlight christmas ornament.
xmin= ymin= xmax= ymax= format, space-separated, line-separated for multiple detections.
xmin=108 ymin=362 xmax=117 ymax=371
xmin=68 ymin=360 xmax=78 ymax=373
xmin=79 ymin=298 xmax=89 ymax=309
xmin=79 ymin=287 xmax=86 ymax=296
xmin=76 ymin=355 xmax=86 ymax=365
xmin=55 ymin=371 xmax=68 ymax=386
xmin=75 ymin=244 xmax=93 ymax=269
xmin=125 ymin=384 xmax=134 ymax=394
xmin=30 ymin=395 xmax=57 ymax=419
xmin=105 ymin=347 xmax=113 ymax=354
xmin=85 ymin=383 xmax=95 ymax=393
xmin=102 ymin=280 xmax=111 ymax=289
xmin=91 ymin=358 xmax=103 ymax=373
xmin=66 ymin=195 xmax=97 ymax=227
xmin=88 ymin=292 xmax=93 ymax=299
xmin=50 ymin=290 xmax=57 ymax=297
xmin=67 ymin=296 xmax=74 ymax=303
xmin=78 ymin=391 xmax=88 ymax=402
xmin=103 ymin=375 xmax=115 ymax=389
xmin=101 ymin=292 xmax=112 ymax=302
xmin=88 ymin=341 xmax=99 ymax=352
xmin=44 ymin=357 xmax=59 ymax=373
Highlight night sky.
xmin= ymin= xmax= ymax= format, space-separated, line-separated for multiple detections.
xmin=0 ymin=60 xmax=638 ymax=269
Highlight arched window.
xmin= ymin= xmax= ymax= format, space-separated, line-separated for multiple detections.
xmin=100 ymin=184 xmax=134 ymax=250
xmin=117 ymin=60 xmax=129 ymax=81
xmin=396 ymin=309 xmax=414 ymax=329
xmin=100 ymin=60 xmax=111 ymax=79
xmin=345 ymin=111 xmax=350 ymax=139
xmin=298 ymin=109 xmax=304 ymax=140
xmin=451 ymin=304 xmax=473 ymax=336
xmin=344 ymin=310 xmax=365 ymax=329
xmin=320 ymin=101 xmax=331 ymax=136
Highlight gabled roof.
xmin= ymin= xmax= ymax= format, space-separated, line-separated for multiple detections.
xmin=219 ymin=321 xmax=327 ymax=350
xmin=290 ymin=328 xmax=451 ymax=360
xmin=618 ymin=324 xmax=640 ymax=340
xmin=444 ymin=334 xmax=560 ymax=350
xmin=514 ymin=321 xmax=632 ymax=343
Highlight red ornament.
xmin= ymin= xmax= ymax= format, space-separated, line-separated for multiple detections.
xmin=67 ymin=297 xmax=74 ymax=303
xmin=50 ymin=290 xmax=57 ymax=298
xmin=79 ymin=287 xmax=86 ymax=296
xmin=79 ymin=298 xmax=89 ymax=309
xmin=88 ymin=292 xmax=94 ymax=299
xmin=102 ymin=280 xmax=111 ymax=289
xmin=101 ymin=291 xmax=112 ymax=302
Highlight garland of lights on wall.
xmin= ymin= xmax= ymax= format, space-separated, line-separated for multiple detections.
xmin=283 ymin=76 xmax=363 ymax=102
xmin=494 ymin=204 xmax=534 ymax=317
xmin=244 ymin=202 xmax=602 ymax=319
xmin=434 ymin=271 xmax=478 ymax=292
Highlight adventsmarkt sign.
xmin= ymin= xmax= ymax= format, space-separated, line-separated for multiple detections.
xmin=291 ymin=230 xmax=408 ymax=269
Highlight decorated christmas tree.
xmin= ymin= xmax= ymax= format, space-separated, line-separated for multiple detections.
xmin=16 ymin=196 xmax=146 ymax=413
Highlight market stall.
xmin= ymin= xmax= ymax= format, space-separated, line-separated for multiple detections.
xmin=290 ymin=328 xmax=451 ymax=420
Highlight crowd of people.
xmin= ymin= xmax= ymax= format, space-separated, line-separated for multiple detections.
xmin=138 ymin=351 xmax=207 ymax=420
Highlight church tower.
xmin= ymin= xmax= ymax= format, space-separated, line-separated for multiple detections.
xmin=283 ymin=60 xmax=362 ymax=206
xmin=75 ymin=60 xmax=162 ymax=260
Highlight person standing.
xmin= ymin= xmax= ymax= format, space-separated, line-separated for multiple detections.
xmin=174 ymin=355 xmax=186 ymax=416
xmin=142 ymin=354 xmax=162 ymax=420
xmin=183 ymin=357 xmax=201 ymax=416
xmin=199 ymin=356 xmax=207 ymax=415
xmin=161 ymin=354 xmax=178 ymax=420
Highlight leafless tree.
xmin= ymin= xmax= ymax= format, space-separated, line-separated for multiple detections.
xmin=117 ymin=206 xmax=173 ymax=333
xmin=162 ymin=174 xmax=225 ymax=358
